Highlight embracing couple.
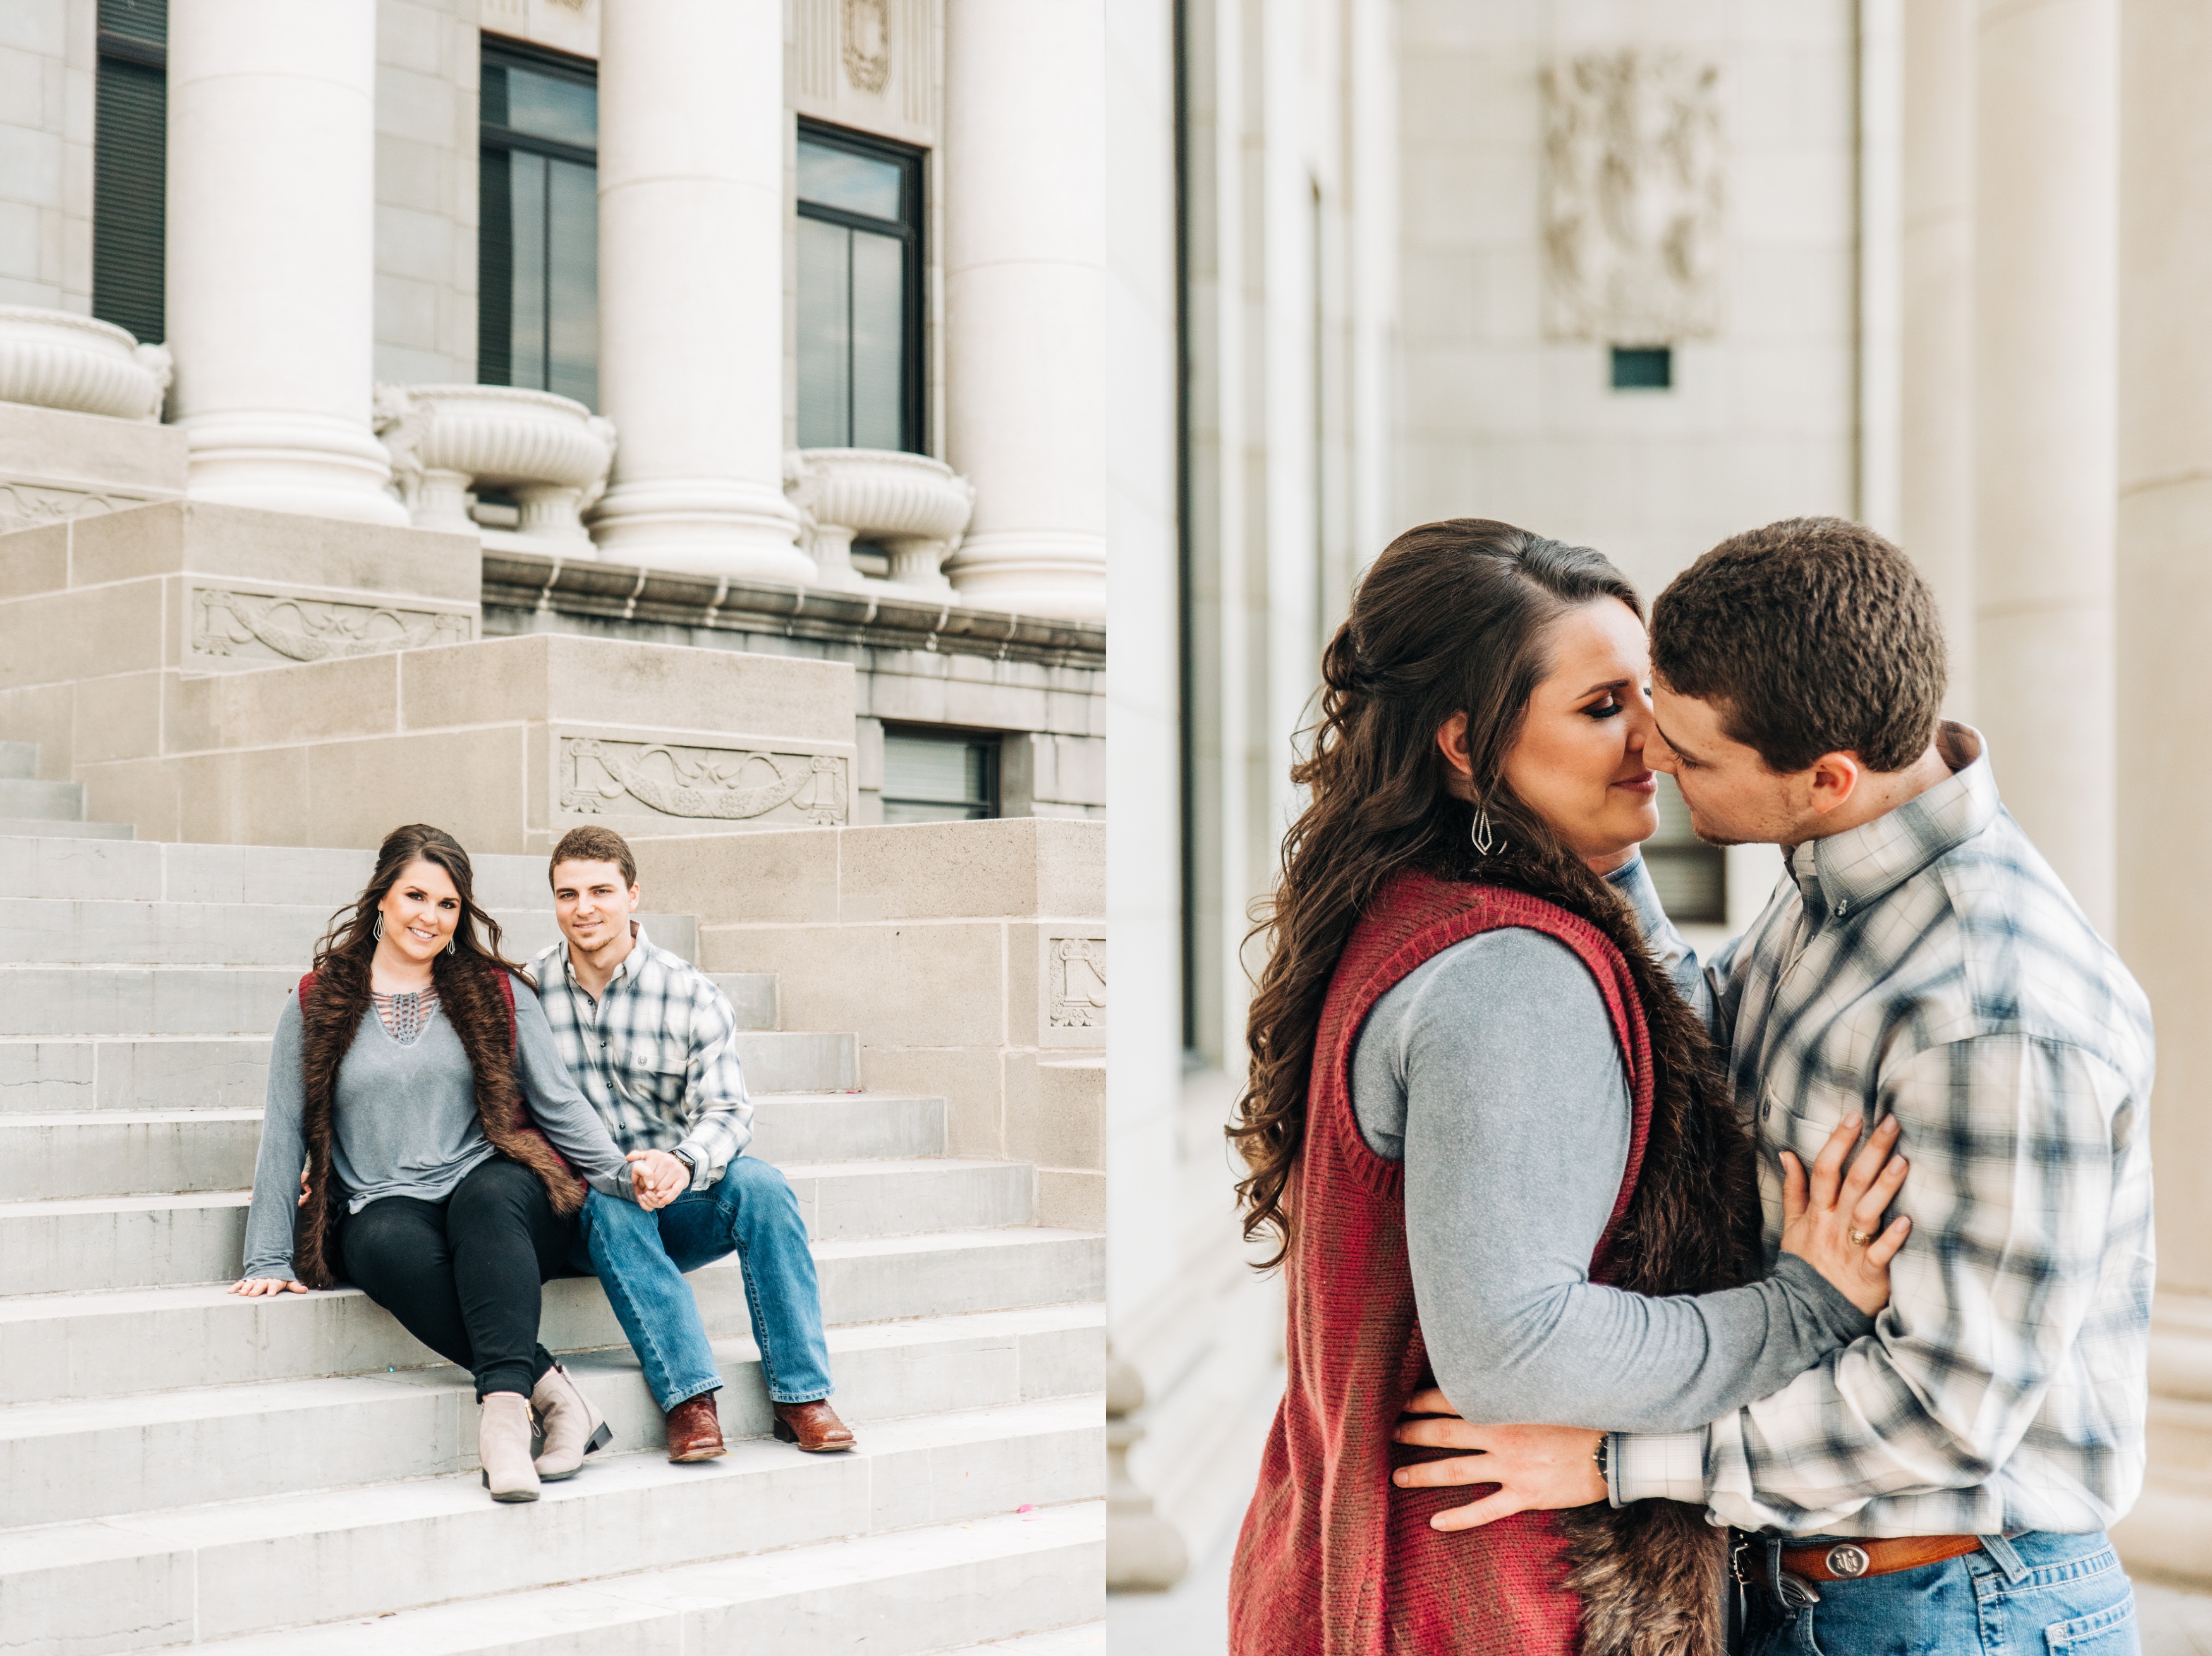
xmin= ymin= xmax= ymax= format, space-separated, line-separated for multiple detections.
xmin=1229 ymin=518 xmax=2154 ymax=1655
xmin=229 ymin=822 xmax=853 ymax=1502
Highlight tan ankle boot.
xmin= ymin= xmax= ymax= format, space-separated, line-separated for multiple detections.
xmin=531 ymin=1361 xmax=612 ymax=1481
xmin=478 ymin=1392 xmax=540 ymax=1502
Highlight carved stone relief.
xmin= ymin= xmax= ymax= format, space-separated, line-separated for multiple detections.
xmin=844 ymin=0 xmax=891 ymax=94
xmin=190 ymin=589 xmax=473 ymax=665
xmin=1042 ymin=935 xmax=1107 ymax=1043
xmin=0 ymin=482 xmax=160 ymax=535
xmin=561 ymin=738 xmax=849 ymax=826
xmin=1541 ymin=50 xmax=1724 ymax=342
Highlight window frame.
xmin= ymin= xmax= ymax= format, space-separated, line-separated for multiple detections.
xmin=478 ymin=37 xmax=600 ymax=403
xmin=879 ymin=724 xmax=999 ymax=822
xmin=91 ymin=1 xmax=168 ymax=346
xmin=795 ymin=118 xmax=927 ymax=455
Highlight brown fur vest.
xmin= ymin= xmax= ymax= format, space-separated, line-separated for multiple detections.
xmin=290 ymin=954 xmax=585 ymax=1290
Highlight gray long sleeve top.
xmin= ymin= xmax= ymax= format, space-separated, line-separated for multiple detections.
xmin=1349 ymin=856 xmax=1872 ymax=1433
xmin=241 ymin=979 xmax=636 ymax=1281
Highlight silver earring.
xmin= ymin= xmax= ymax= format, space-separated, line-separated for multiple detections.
xmin=374 ymin=914 xmax=384 ymax=941
xmin=446 ymin=935 xmax=458 ymax=955
xmin=1472 ymin=803 xmax=1503 ymax=857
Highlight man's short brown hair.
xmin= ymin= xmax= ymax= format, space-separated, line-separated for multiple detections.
xmin=1650 ymin=516 xmax=1946 ymax=774
xmin=548 ymin=825 xmax=637 ymax=890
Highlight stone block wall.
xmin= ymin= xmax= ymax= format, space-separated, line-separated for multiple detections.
xmin=631 ymin=817 xmax=1107 ymax=1229
xmin=0 ymin=0 xmax=94 ymax=314
xmin=374 ymin=0 xmax=480 ymax=386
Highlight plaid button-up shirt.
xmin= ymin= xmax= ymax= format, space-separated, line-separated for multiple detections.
xmin=1611 ymin=724 xmax=2156 ymax=1537
xmin=533 ymin=925 xmax=753 ymax=1190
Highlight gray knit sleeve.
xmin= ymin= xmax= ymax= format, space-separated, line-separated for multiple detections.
xmin=240 ymin=992 xmax=309 ymax=1281
xmin=510 ymin=980 xmax=637 ymax=1202
xmin=1369 ymin=930 xmax=1872 ymax=1433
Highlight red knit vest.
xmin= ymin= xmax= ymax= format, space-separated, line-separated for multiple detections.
xmin=1229 ymin=872 xmax=1657 ymax=1656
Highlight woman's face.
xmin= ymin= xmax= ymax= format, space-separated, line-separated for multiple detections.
xmin=375 ymin=857 xmax=462 ymax=966
xmin=1455 ymin=597 xmax=1662 ymax=874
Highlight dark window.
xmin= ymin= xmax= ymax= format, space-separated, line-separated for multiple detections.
xmin=1610 ymin=345 xmax=1672 ymax=390
xmin=881 ymin=727 xmax=997 ymax=823
xmin=797 ymin=123 xmax=924 ymax=453
xmin=1646 ymin=772 xmax=1725 ymax=924
xmin=92 ymin=0 xmax=167 ymax=346
xmin=479 ymin=42 xmax=599 ymax=408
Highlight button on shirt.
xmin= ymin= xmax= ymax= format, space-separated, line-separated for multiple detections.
xmin=534 ymin=925 xmax=753 ymax=1190
xmin=1608 ymin=724 xmax=2156 ymax=1538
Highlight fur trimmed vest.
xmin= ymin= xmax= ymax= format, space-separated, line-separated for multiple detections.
xmin=290 ymin=956 xmax=585 ymax=1290
xmin=1229 ymin=872 xmax=1759 ymax=1656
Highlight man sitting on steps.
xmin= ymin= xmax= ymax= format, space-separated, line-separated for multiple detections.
xmin=539 ymin=823 xmax=856 ymax=1460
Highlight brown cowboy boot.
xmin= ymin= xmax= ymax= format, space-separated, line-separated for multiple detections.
xmin=664 ymin=1391 xmax=726 ymax=1463
xmin=773 ymin=1399 xmax=856 ymax=1452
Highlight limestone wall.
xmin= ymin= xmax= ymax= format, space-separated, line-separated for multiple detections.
xmin=631 ymin=817 xmax=1105 ymax=1229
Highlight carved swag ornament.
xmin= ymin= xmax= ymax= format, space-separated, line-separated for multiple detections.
xmin=562 ymin=738 xmax=848 ymax=825
xmin=192 ymin=590 xmax=471 ymax=664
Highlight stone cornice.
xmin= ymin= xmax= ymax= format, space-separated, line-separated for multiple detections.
xmin=480 ymin=550 xmax=1107 ymax=670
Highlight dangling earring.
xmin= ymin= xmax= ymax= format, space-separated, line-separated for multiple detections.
xmin=374 ymin=913 xmax=384 ymax=941
xmin=446 ymin=934 xmax=458 ymax=955
xmin=1471 ymin=801 xmax=1503 ymax=857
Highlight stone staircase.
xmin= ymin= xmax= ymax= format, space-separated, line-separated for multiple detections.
xmin=0 ymin=833 xmax=1104 ymax=1653
xmin=0 ymin=741 xmax=134 ymax=841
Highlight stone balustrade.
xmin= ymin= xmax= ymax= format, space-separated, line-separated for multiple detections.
xmin=784 ymin=447 xmax=976 ymax=594
xmin=0 ymin=307 xmax=172 ymax=423
xmin=373 ymin=383 xmax=617 ymax=554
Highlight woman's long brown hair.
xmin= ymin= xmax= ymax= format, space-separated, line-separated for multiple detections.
xmin=312 ymin=822 xmax=533 ymax=995
xmin=1228 ymin=519 xmax=1753 ymax=1285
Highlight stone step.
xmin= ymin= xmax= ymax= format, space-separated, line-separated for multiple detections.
xmin=0 ymin=1093 xmax=946 ymax=1287
xmin=0 ymin=899 xmax=699 ymax=968
xmin=0 ymin=1227 xmax=1103 ymax=1404
xmin=0 ymin=836 xmax=595 ymax=910
xmin=712 ymin=971 xmax=778 ymax=1030
xmin=0 ymin=741 xmax=37 ymax=781
xmin=0 ymin=1396 xmax=1103 ymax=1652
xmin=156 ymin=1503 xmax=1103 ymax=1656
xmin=0 ymin=777 xmax=85 ymax=820
xmin=0 ymin=1303 xmax=1103 ymax=1526
xmin=0 ymin=816 xmax=132 ymax=840
xmin=0 ymin=1023 xmax=850 ymax=1116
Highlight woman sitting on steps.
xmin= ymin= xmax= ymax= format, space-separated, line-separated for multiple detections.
xmin=231 ymin=822 xmax=659 ymax=1503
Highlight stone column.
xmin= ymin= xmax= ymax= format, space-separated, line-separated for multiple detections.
xmin=2111 ymin=0 xmax=2212 ymax=1589
xmin=165 ymin=1 xmax=408 ymax=526
xmin=1899 ymin=0 xmax=1976 ymax=717
xmin=1971 ymin=0 xmax=2118 ymax=929
xmin=940 ymin=0 xmax=1110 ymax=623
xmin=588 ymin=0 xmax=812 ymax=583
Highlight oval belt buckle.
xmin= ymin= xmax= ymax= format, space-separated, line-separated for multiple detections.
xmin=1825 ymin=1543 xmax=1871 ymax=1579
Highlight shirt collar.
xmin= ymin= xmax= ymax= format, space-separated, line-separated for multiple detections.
xmin=559 ymin=920 xmax=652 ymax=989
xmin=1787 ymin=722 xmax=1997 ymax=921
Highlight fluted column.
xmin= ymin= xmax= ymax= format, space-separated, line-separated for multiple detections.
xmin=1899 ymin=0 xmax=1976 ymax=717
xmin=940 ymin=0 xmax=1109 ymax=623
xmin=2111 ymin=0 xmax=2212 ymax=1589
xmin=588 ymin=0 xmax=812 ymax=583
xmin=1971 ymin=0 xmax=2118 ymax=928
xmin=165 ymin=1 xmax=408 ymax=526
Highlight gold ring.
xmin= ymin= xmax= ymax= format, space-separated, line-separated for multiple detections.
xmin=1848 ymin=1228 xmax=1875 ymax=1247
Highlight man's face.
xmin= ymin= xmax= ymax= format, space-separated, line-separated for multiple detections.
xmin=551 ymin=858 xmax=640 ymax=954
xmin=1648 ymin=679 xmax=1807 ymax=847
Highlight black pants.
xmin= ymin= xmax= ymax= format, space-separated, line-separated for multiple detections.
xmin=338 ymin=1156 xmax=574 ymax=1399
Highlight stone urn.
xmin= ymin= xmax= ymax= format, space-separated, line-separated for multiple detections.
xmin=784 ymin=447 xmax=976 ymax=595
xmin=0 ymin=305 xmax=171 ymax=421
xmin=373 ymin=384 xmax=616 ymax=553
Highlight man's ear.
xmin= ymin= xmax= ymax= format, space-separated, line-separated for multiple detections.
xmin=1804 ymin=751 xmax=1864 ymax=816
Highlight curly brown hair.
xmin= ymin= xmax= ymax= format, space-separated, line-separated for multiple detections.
xmin=1227 ymin=520 xmax=1751 ymax=1275
xmin=1650 ymin=516 xmax=1946 ymax=773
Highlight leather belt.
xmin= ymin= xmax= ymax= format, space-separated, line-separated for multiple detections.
xmin=1779 ymin=1534 xmax=1984 ymax=1583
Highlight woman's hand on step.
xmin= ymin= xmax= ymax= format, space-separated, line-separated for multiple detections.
xmin=228 ymin=1276 xmax=308 ymax=1296
xmin=1778 ymin=1113 xmax=1912 ymax=1318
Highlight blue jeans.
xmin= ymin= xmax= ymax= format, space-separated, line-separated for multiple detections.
xmin=573 ymin=1157 xmax=834 ymax=1409
xmin=1741 ymin=1530 xmax=2137 ymax=1655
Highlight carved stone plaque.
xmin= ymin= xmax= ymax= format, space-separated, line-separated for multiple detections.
xmin=1541 ymin=50 xmax=1724 ymax=342
xmin=561 ymin=738 xmax=849 ymax=827
xmin=0 ymin=482 xmax=161 ymax=534
xmin=1040 ymin=934 xmax=1106 ymax=1047
xmin=190 ymin=588 xmax=474 ymax=665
